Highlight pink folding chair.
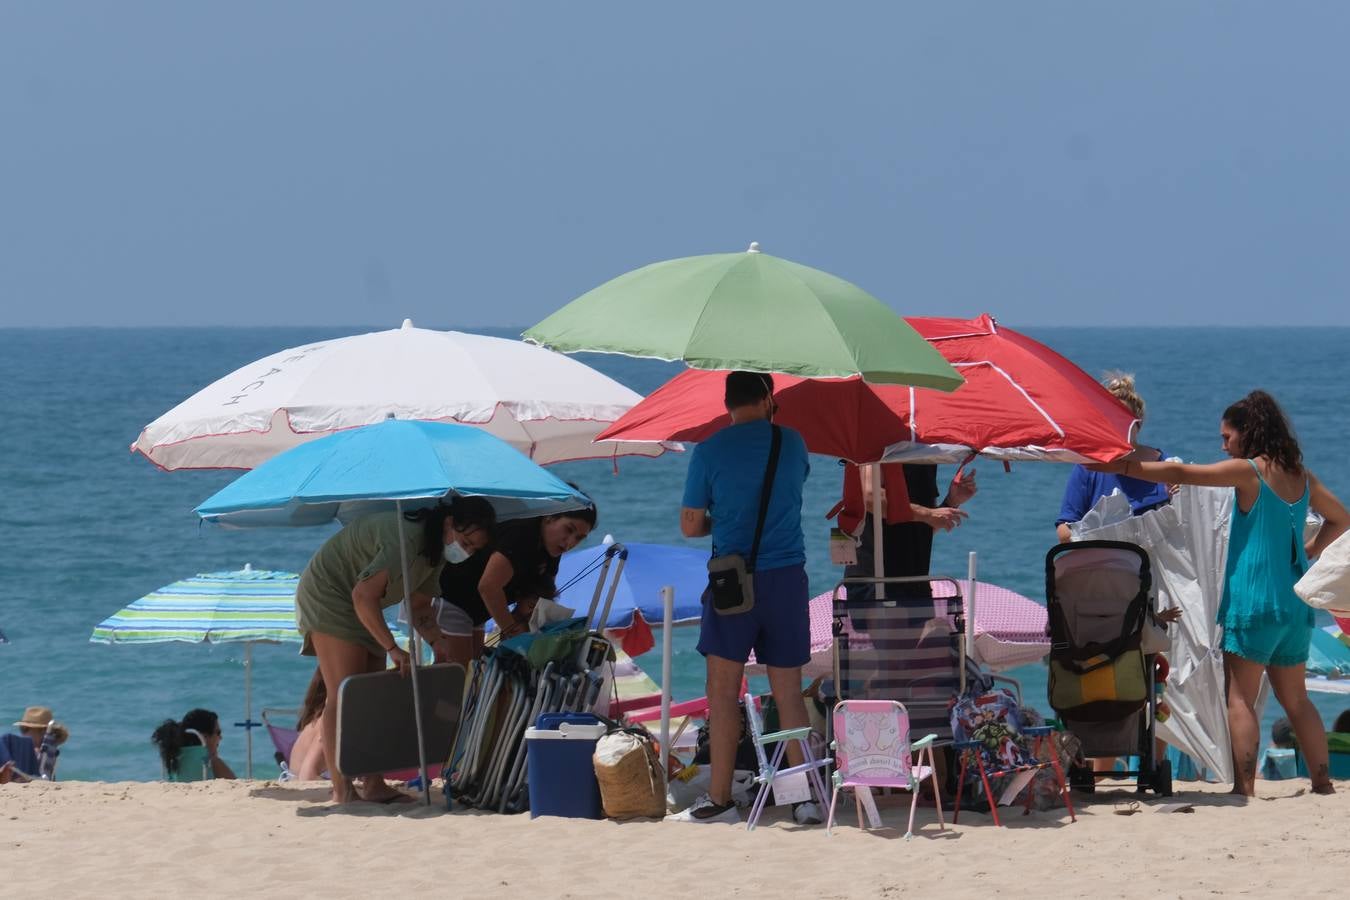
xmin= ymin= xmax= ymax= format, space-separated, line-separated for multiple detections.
xmin=827 ymin=699 xmax=945 ymax=839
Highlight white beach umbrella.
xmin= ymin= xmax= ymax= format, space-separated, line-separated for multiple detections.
xmin=132 ymin=319 xmax=675 ymax=471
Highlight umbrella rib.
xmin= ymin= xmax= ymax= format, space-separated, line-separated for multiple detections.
xmin=957 ymin=361 xmax=1065 ymax=438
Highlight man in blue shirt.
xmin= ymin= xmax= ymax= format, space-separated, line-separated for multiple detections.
xmin=671 ymin=371 xmax=816 ymax=824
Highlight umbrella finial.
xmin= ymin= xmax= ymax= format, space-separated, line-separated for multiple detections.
xmin=401 ymin=318 xmax=414 ymax=329
xmin=746 ymin=241 xmax=761 ymax=254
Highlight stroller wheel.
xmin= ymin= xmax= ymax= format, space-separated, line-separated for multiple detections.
xmin=1150 ymin=759 xmax=1173 ymax=797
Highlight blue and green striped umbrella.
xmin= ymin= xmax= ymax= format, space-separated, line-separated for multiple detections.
xmin=91 ymin=566 xmax=300 ymax=777
xmin=90 ymin=567 xmax=301 ymax=645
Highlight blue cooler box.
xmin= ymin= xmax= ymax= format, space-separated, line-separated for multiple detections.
xmin=525 ymin=712 xmax=608 ymax=819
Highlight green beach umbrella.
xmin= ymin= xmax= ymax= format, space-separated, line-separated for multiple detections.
xmin=524 ymin=242 xmax=964 ymax=390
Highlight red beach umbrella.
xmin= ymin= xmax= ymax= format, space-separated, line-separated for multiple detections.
xmin=596 ymin=314 xmax=1137 ymax=466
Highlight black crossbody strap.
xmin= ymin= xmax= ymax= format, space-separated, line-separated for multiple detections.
xmin=747 ymin=425 xmax=782 ymax=573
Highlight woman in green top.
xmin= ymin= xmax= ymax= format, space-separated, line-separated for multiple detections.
xmin=1091 ymin=391 xmax=1349 ymax=796
xmin=296 ymin=497 xmax=495 ymax=803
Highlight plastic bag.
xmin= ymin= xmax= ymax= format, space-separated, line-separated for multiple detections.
xmin=1296 ymin=529 xmax=1350 ymax=615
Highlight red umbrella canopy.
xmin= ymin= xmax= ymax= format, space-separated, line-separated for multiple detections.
xmin=595 ymin=314 xmax=1138 ymax=465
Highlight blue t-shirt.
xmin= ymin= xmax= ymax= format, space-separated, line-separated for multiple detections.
xmin=1056 ymin=456 xmax=1172 ymax=526
xmin=0 ymin=732 xmax=39 ymax=777
xmin=681 ymin=420 xmax=810 ymax=571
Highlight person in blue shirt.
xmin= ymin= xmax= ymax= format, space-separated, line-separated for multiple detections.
xmin=671 ymin=371 xmax=816 ymax=825
xmin=1055 ymin=373 xmax=1173 ymax=542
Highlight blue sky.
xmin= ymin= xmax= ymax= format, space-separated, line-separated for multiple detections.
xmin=3 ymin=2 xmax=1348 ymax=327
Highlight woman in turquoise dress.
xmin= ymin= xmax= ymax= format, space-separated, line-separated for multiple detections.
xmin=1091 ymin=390 xmax=1350 ymax=795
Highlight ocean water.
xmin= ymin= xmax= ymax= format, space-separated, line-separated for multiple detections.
xmin=2 ymin=325 xmax=1347 ymax=782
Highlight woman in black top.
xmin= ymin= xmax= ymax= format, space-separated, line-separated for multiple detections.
xmin=437 ymin=506 xmax=597 ymax=667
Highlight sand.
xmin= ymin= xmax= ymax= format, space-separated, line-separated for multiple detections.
xmin=0 ymin=778 xmax=1342 ymax=898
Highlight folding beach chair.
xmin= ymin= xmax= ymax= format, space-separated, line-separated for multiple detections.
xmin=742 ymin=692 xmax=832 ymax=832
xmin=949 ymin=686 xmax=1075 ymax=827
xmin=831 ymin=575 xmax=968 ymax=743
xmin=261 ymin=707 xmax=301 ymax=769
xmin=827 ymin=700 xmax=944 ymax=839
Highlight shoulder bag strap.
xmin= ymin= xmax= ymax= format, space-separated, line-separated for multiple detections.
xmin=747 ymin=425 xmax=783 ymax=573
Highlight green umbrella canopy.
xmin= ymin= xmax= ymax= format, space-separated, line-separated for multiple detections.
xmin=525 ymin=243 xmax=964 ymax=390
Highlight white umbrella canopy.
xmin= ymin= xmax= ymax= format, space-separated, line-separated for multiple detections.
xmin=132 ymin=319 xmax=676 ymax=470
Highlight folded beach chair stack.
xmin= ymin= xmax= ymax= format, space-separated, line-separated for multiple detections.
xmin=446 ymin=549 xmax=630 ymax=814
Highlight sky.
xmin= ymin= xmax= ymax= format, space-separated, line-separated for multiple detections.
xmin=2 ymin=2 xmax=1348 ymax=328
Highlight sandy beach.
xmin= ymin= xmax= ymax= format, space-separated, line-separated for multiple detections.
xmin=2 ymin=778 xmax=1341 ymax=898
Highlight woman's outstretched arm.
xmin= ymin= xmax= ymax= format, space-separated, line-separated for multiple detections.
xmin=1089 ymin=457 xmax=1257 ymax=490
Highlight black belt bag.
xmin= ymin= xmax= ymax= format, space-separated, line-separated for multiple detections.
xmin=707 ymin=424 xmax=782 ymax=616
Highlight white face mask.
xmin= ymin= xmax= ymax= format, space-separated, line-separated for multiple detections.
xmin=443 ymin=539 xmax=471 ymax=565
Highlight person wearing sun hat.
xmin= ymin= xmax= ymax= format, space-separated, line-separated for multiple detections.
xmin=0 ymin=706 xmax=69 ymax=781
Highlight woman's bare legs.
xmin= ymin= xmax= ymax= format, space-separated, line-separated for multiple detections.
xmin=1224 ymin=652 xmax=1265 ymax=796
xmin=440 ymin=632 xmax=483 ymax=669
xmin=1267 ymin=662 xmax=1334 ymax=794
xmin=312 ymin=632 xmax=403 ymax=802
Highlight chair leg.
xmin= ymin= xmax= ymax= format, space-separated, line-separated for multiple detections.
xmin=746 ymin=743 xmax=786 ymax=832
xmin=975 ymin=759 xmax=1002 ymax=827
xmin=1037 ymin=734 xmax=1076 ymax=823
xmin=826 ymin=784 xmax=840 ymax=836
xmin=953 ymin=753 xmax=967 ymax=825
xmin=905 ymin=784 xmax=920 ymax=840
xmin=855 ymin=790 xmax=865 ymax=830
xmin=926 ymin=748 xmax=945 ymax=831
xmin=798 ymin=737 xmax=829 ymax=807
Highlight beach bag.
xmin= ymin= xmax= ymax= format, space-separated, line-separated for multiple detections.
xmin=1295 ymin=529 xmax=1350 ymax=615
xmin=1048 ymin=644 xmax=1148 ymax=722
xmin=593 ymin=729 xmax=665 ymax=819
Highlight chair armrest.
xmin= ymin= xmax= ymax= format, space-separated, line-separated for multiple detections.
xmin=911 ymin=734 xmax=938 ymax=749
xmin=759 ymin=726 xmax=813 ymax=744
xmin=954 ymin=740 xmax=981 ymax=751
xmin=625 ymin=697 xmax=711 ymax=723
xmin=608 ymin=693 xmax=664 ymax=716
xmin=1023 ymin=726 xmax=1054 ymax=737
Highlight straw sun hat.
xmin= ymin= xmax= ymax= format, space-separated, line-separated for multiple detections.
xmin=14 ymin=706 xmax=69 ymax=745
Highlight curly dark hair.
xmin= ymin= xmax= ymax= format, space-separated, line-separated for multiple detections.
xmin=1222 ymin=390 xmax=1303 ymax=474
xmin=151 ymin=708 xmax=218 ymax=775
xmin=403 ymin=496 xmax=497 ymax=565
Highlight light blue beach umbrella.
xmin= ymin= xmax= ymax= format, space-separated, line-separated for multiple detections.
xmin=193 ymin=419 xmax=592 ymax=802
xmin=195 ymin=418 xmax=590 ymax=527
xmin=90 ymin=565 xmax=301 ymax=778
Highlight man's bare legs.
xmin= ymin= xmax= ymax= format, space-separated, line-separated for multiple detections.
xmin=766 ymin=664 xmax=810 ymax=770
xmin=705 ymin=653 xmax=746 ymax=806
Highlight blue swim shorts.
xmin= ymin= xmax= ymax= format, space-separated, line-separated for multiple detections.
xmin=1221 ymin=622 xmax=1312 ymax=667
xmin=697 ymin=563 xmax=810 ymax=669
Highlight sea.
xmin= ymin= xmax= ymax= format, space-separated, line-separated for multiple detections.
xmin=2 ymin=325 xmax=1347 ymax=782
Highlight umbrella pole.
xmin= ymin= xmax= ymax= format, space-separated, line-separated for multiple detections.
xmin=871 ymin=462 xmax=887 ymax=600
xmin=394 ymin=500 xmax=432 ymax=807
xmin=965 ymin=551 xmax=977 ymax=695
xmin=245 ymin=642 xmax=254 ymax=779
xmin=659 ymin=585 xmax=674 ymax=777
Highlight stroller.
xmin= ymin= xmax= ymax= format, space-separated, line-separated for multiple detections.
xmin=1045 ymin=540 xmax=1172 ymax=797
